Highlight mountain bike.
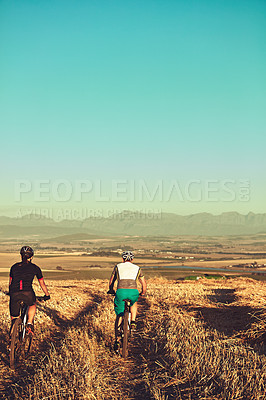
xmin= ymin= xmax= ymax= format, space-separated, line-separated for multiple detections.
xmin=9 ymin=295 xmax=48 ymax=369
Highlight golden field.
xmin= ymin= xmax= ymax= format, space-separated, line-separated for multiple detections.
xmin=0 ymin=276 xmax=265 ymax=399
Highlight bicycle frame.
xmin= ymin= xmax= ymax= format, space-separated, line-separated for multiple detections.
xmin=21 ymin=303 xmax=29 ymax=340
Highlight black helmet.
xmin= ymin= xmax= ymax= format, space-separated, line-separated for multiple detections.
xmin=20 ymin=246 xmax=34 ymax=259
xmin=122 ymin=251 xmax=134 ymax=261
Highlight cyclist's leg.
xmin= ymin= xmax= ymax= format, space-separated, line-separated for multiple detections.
xmin=130 ymin=301 xmax=138 ymax=322
xmin=128 ymin=290 xmax=139 ymax=322
xmin=114 ymin=316 xmax=122 ymax=340
xmin=27 ymin=304 xmax=36 ymax=324
xmin=19 ymin=291 xmax=36 ymax=325
xmin=114 ymin=290 xmax=125 ymax=316
xmin=114 ymin=289 xmax=127 ymax=341
xmin=24 ymin=292 xmax=37 ymax=335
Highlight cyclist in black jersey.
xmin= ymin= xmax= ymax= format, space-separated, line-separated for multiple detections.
xmin=9 ymin=246 xmax=50 ymax=335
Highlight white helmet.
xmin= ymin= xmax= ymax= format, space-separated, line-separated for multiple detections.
xmin=122 ymin=251 xmax=134 ymax=261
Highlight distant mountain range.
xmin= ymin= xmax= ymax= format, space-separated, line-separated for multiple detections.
xmin=1 ymin=211 xmax=266 ymax=239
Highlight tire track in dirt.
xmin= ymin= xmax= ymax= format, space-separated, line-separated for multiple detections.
xmin=188 ymin=286 xmax=266 ymax=354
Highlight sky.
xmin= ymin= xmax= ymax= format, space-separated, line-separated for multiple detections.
xmin=0 ymin=0 xmax=265 ymax=217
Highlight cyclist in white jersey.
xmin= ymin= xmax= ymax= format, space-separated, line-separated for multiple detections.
xmin=108 ymin=251 xmax=147 ymax=349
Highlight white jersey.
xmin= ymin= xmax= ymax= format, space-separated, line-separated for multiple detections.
xmin=112 ymin=261 xmax=143 ymax=289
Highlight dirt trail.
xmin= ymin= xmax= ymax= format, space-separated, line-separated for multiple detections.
xmin=118 ymin=297 xmax=153 ymax=399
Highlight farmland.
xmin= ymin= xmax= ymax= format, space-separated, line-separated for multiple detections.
xmin=0 ymin=276 xmax=265 ymax=399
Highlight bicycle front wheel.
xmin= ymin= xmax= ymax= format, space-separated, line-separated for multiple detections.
xmin=122 ymin=310 xmax=130 ymax=358
xmin=10 ymin=317 xmax=22 ymax=369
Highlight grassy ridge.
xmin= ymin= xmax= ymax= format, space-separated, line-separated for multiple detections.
xmin=0 ymin=277 xmax=265 ymax=399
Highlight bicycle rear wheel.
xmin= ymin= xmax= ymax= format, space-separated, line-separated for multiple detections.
xmin=122 ymin=309 xmax=130 ymax=358
xmin=10 ymin=317 xmax=22 ymax=369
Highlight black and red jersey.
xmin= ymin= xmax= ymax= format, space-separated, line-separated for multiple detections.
xmin=9 ymin=261 xmax=43 ymax=293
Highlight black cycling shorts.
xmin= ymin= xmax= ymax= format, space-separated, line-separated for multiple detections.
xmin=9 ymin=291 xmax=36 ymax=317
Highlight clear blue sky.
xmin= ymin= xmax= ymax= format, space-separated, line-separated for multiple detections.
xmin=0 ymin=0 xmax=265 ymax=216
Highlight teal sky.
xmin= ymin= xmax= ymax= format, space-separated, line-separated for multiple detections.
xmin=0 ymin=0 xmax=265 ymax=216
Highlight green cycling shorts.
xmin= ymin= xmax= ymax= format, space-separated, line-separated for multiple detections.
xmin=114 ymin=289 xmax=139 ymax=316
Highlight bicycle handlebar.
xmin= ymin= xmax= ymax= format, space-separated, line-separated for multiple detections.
xmin=36 ymin=295 xmax=50 ymax=301
xmin=5 ymin=292 xmax=50 ymax=301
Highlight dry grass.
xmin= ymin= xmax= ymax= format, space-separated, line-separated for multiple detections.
xmin=0 ymin=277 xmax=265 ymax=399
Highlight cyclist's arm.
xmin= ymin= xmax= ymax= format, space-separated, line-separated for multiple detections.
xmin=109 ymin=273 xmax=116 ymax=290
xmin=109 ymin=266 xmax=117 ymax=290
xmin=9 ymin=266 xmax=13 ymax=287
xmin=38 ymin=278 xmax=50 ymax=296
xmin=139 ymin=276 xmax=147 ymax=296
